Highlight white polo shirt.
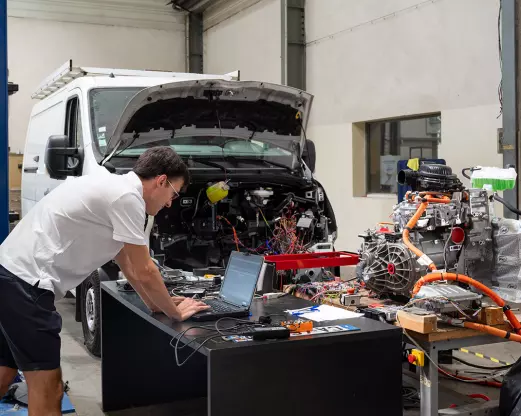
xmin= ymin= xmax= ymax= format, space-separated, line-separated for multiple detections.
xmin=0 ymin=171 xmax=147 ymax=299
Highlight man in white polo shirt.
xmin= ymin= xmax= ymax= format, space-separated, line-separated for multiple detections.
xmin=0 ymin=146 xmax=209 ymax=415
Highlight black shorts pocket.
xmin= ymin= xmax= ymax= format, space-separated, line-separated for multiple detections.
xmin=33 ymin=289 xmax=56 ymax=313
xmin=0 ymin=268 xmax=15 ymax=284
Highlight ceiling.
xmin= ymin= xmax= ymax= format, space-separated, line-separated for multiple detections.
xmin=8 ymin=0 xmax=185 ymax=31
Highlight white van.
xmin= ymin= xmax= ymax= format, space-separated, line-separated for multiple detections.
xmin=22 ymin=60 xmax=338 ymax=356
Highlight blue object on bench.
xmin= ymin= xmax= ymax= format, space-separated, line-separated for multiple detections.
xmin=0 ymin=391 xmax=75 ymax=415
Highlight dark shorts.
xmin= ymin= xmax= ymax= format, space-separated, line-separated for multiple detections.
xmin=0 ymin=265 xmax=62 ymax=371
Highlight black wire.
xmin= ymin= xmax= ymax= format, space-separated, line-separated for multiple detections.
xmin=449 ymin=354 xmax=513 ymax=371
xmin=171 ymin=318 xmax=261 ymax=366
xmin=214 ymin=317 xmax=259 ymax=335
xmin=494 ymin=193 xmax=521 ymax=216
xmin=173 ymin=334 xmax=224 ymax=367
xmin=180 ymin=324 xmax=248 ymax=350
xmin=402 ymin=386 xmax=420 ymax=409
xmin=171 ymin=315 xmax=291 ymax=366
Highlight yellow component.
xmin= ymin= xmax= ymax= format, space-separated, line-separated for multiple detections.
xmin=411 ymin=349 xmax=425 ymax=367
xmin=407 ymin=158 xmax=420 ymax=171
xmin=204 ymin=274 xmax=217 ymax=279
xmin=206 ymin=181 xmax=230 ymax=204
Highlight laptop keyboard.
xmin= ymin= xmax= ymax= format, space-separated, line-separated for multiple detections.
xmin=205 ymin=299 xmax=239 ymax=313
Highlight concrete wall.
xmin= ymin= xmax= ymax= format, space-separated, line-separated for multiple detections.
xmin=7 ymin=1 xmax=185 ymax=153
xmin=203 ymin=0 xmax=281 ymax=83
xmin=306 ymin=0 xmax=503 ymax=250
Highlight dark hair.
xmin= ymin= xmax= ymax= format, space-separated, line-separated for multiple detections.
xmin=133 ymin=147 xmax=190 ymax=184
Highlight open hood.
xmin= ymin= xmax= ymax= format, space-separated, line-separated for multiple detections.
xmin=102 ymin=79 xmax=313 ymax=161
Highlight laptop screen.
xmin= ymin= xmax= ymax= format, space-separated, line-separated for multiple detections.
xmin=220 ymin=252 xmax=264 ymax=308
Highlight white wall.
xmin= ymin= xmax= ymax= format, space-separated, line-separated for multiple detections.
xmin=306 ymin=0 xmax=503 ymax=251
xmin=203 ymin=0 xmax=281 ymax=83
xmin=7 ymin=1 xmax=185 ymax=153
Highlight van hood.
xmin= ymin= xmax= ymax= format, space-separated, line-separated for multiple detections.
xmin=102 ymin=79 xmax=313 ymax=161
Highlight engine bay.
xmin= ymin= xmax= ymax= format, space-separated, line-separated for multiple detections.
xmin=150 ymin=180 xmax=336 ymax=271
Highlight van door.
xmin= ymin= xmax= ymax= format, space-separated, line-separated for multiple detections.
xmin=35 ymin=92 xmax=84 ymax=201
xmin=21 ymin=100 xmax=65 ymax=216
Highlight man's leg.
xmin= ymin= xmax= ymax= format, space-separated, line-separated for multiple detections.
xmin=24 ymin=368 xmax=63 ymax=416
xmin=0 ymin=320 xmax=18 ymax=398
xmin=0 ymin=366 xmax=17 ymax=397
xmin=0 ymin=266 xmax=63 ymax=413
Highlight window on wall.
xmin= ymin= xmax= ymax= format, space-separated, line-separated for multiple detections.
xmin=366 ymin=115 xmax=441 ymax=194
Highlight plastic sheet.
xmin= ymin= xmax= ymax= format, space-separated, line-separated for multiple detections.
xmin=500 ymin=357 xmax=521 ymax=416
xmin=492 ymin=218 xmax=521 ymax=303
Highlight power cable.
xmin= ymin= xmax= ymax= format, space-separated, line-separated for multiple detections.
xmin=444 ymin=354 xmax=513 ymax=371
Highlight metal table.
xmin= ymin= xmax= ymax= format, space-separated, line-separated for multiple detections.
xmin=411 ymin=333 xmax=507 ymax=416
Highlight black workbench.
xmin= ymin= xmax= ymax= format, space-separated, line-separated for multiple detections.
xmin=101 ymin=281 xmax=403 ymax=415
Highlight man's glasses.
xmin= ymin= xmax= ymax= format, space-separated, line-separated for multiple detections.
xmin=166 ymin=180 xmax=180 ymax=200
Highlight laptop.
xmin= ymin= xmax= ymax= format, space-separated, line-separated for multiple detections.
xmin=191 ymin=252 xmax=264 ymax=322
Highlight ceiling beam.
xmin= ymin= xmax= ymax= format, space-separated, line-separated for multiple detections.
xmin=8 ymin=0 xmax=185 ymax=31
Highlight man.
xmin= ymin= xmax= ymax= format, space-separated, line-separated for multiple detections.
xmin=0 ymin=147 xmax=209 ymax=415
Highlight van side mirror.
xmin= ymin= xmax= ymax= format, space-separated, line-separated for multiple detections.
xmin=45 ymin=135 xmax=83 ymax=180
xmin=302 ymin=139 xmax=316 ymax=173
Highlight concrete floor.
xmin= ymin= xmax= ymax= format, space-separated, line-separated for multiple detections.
xmin=57 ymin=298 xmax=521 ymax=416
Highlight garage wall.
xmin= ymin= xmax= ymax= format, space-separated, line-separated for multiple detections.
xmin=203 ymin=0 xmax=281 ymax=83
xmin=7 ymin=0 xmax=185 ymax=153
xmin=306 ymin=0 xmax=503 ymax=250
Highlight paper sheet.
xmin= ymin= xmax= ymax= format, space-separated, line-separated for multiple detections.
xmin=287 ymin=305 xmax=363 ymax=322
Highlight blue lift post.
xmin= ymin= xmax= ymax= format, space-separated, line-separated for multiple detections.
xmin=0 ymin=0 xmax=9 ymax=242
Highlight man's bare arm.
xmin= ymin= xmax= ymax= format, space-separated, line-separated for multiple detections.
xmin=114 ymin=249 xmax=160 ymax=312
xmin=115 ymin=244 xmax=209 ymax=321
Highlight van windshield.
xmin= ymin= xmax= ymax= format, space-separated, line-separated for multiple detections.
xmin=90 ymin=88 xmax=143 ymax=154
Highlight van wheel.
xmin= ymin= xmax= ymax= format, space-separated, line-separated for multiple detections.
xmin=81 ymin=271 xmax=101 ymax=357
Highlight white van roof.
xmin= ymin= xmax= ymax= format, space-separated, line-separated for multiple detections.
xmin=32 ymin=60 xmax=240 ymax=100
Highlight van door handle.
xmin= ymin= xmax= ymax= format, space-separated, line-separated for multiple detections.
xmin=23 ymin=167 xmax=38 ymax=173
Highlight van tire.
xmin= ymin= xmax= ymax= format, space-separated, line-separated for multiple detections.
xmin=80 ymin=271 xmax=101 ymax=357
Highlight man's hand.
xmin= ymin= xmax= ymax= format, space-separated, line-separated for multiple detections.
xmin=176 ymin=298 xmax=211 ymax=320
xmin=153 ymin=296 xmax=210 ymax=321
xmin=151 ymin=298 xmax=209 ymax=320
xmin=171 ymin=296 xmax=186 ymax=305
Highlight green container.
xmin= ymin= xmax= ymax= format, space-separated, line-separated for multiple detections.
xmin=471 ymin=178 xmax=516 ymax=191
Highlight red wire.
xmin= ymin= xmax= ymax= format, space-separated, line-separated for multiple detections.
xmin=438 ymin=368 xmax=502 ymax=388
xmin=217 ymin=216 xmax=240 ymax=252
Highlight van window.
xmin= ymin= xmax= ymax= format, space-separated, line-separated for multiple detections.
xmin=65 ymin=97 xmax=83 ymax=148
xmin=89 ymin=88 xmax=142 ymax=154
